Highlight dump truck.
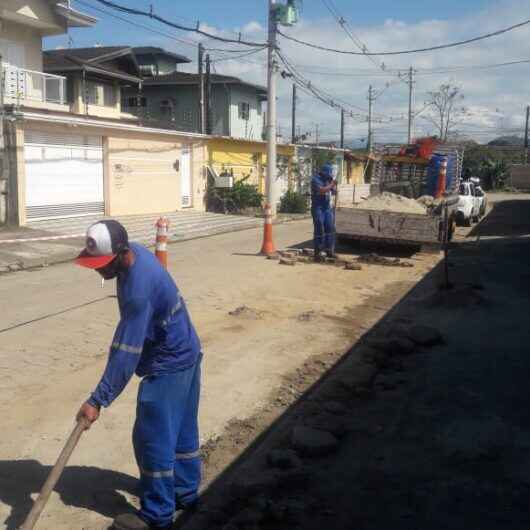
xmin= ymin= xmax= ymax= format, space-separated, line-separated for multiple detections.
xmin=336 ymin=142 xmax=464 ymax=249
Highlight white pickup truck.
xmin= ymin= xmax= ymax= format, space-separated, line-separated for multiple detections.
xmin=456 ymin=181 xmax=481 ymax=226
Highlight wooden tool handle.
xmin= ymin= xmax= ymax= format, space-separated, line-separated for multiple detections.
xmin=19 ymin=419 xmax=88 ymax=530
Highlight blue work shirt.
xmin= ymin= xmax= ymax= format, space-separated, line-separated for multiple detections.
xmin=311 ymin=174 xmax=332 ymax=210
xmin=89 ymin=243 xmax=201 ymax=408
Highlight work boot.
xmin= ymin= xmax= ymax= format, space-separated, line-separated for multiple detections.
xmin=326 ymin=250 xmax=337 ymax=259
xmin=113 ymin=513 xmax=172 ymax=530
xmin=314 ymin=251 xmax=325 ymax=262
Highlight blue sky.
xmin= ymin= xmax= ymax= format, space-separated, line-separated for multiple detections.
xmin=47 ymin=0 xmax=497 ymax=51
xmin=44 ymin=0 xmax=530 ymax=144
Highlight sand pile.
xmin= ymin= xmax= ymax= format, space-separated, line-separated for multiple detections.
xmin=357 ymin=192 xmax=428 ymax=215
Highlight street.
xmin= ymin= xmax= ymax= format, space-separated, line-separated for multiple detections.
xmin=0 ymin=218 xmax=442 ymax=529
xmin=177 ymin=193 xmax=530 ymax=530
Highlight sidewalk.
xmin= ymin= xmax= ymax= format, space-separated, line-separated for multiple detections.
xmin=0 ymin=211 xmax=309 ymax=273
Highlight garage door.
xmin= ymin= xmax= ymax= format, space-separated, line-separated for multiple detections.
xmin=25 ymin=132 xmax=104 ymax=220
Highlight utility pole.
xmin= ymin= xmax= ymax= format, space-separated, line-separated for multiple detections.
xmin=205 ymin=53 xmax=211 ymax=135
xmin=367 ymin=85 xmax=374 ymax=153
xmin=340 ymin=108 xmax=345 ymax=149
xmin=0 ymin=53 xmax=5 ymax=225
xmin=291 ymin=83 xmax=296 ymax=144
xmin=524 ymin=106 xmax=530 ymax=164
xmin=315 ymin=123 xmax=320 ymax=146
xmin=407 ymin=66 xmax=415 ymax=144
xmin=260 ymin=0 xmax=278 ymax=254
xmin=198 ymin=43 xmax=205 ymax=134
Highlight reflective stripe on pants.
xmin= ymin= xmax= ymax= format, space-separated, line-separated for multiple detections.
xmin=312 ymin=206 xmax=335 ymax=252
xmin=133 ymin=358 xmax=202 ymax=527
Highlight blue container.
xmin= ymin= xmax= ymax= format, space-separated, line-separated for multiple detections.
xmin=425 ymin=154 xmax=448 ymax=196
xmin=445 ymin=154 xmax=456 ymax=192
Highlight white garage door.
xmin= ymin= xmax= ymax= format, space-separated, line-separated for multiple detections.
xmin=25 ymin=132 xmax=104 ymax=220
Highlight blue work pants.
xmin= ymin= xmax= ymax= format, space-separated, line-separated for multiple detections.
xmin=312 ymin=205 xmax=335 ymax=253
xmin=133 ymin=358 xmax=201 ymax=527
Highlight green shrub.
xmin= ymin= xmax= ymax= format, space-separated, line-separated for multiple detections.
xmin=279 ymin=190 xmax=308 ymax=214
xmin=207 ymin=176 xmax=263 ymax=214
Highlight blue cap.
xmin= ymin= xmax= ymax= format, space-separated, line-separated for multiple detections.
xmin=320 ymin=163 xmax=334 ymax=178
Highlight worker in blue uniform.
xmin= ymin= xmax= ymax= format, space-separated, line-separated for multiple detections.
xmin=75 ymin=220 xmax=202 ymax=530
xmin=311 ymin=163 xmax=337 ymax=261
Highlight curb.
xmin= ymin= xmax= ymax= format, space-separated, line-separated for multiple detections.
xmin=0 ymin=215 xmax=311 ymax=275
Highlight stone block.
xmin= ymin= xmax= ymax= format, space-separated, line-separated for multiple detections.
xmin=407 ymin=325 xmax=444 ymax=346
xmin=291 ymin=425 xmax=339 ymax=457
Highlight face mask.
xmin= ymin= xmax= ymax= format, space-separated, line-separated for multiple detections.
xmin=96 ymin=254 xmax=123 ymax=280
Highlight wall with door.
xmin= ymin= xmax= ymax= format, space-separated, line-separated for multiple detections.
xmin=106 ymin=132 xmax=206 ymax=216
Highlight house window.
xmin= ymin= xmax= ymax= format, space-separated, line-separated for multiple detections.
xmin=123 ymin=96 xmax=146 ymax=108
xmin=86 ymin=81 xmax=116 ymax=107
xmin=160 ymin=98 xmax=175 ymax=120
xmin=238 ymin=102 xmax=250 ymax=120
xmin=182 ymin=109 xmax=193 ymax=127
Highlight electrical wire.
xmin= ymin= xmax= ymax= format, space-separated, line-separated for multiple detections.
xmin=210 ymin=47 xmax=268 ymax=63
xmin=277 ymin=16 xmax=530 ymax=56
xmin=73 ymin=0 xmax=199 ymax=48
xmin=289 ymin=57 xmax=530 ymax=78
xmin=92 ymin=0 xmax=267 ymax=47
xmin=320 ymin=0 xmax=385 ymax=71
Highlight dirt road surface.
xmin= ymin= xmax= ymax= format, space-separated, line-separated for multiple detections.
xmin=175 ymin=193 xmax=530 ymax=530
xmin=0 ymin=218 xmax=444 ymax=529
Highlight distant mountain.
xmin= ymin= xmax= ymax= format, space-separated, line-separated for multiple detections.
xmin=488 ymin=135 xmax=524 ymax=146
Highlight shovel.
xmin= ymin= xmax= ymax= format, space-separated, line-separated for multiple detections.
xmin=19 ymin=419 xmax=88 ymax=530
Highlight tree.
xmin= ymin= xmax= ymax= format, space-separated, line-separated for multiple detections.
xmin=422 ymin=84 xmax=467 ymax=142
xmin=488 ymin=135 xmax=524 ymax=146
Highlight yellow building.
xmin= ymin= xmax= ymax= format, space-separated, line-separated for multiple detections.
xmin=207 ymin=137 xmax=296 ymax=200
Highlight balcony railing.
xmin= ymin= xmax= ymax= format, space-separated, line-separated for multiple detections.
xmin=1 ymin=63 xmax=66 ymax=105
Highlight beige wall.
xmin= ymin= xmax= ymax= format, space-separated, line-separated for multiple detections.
xmin=1 ymin=0 xmax=65 ymax=36
xmin=17 ymin=120 xmax=206 ymax=224
xmin=71 ymin=77 xmax=125 ymax=119
xmin=1 ymin=19 xmax=43 ymax=70
xmin=107 ymin=132 xmax=206 ymax=216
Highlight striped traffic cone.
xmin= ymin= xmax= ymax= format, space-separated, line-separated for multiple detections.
xmin=155 ymin=217 xmax=169 ymax=268
xmin=260 ymin=203 xmax=276 ymax=255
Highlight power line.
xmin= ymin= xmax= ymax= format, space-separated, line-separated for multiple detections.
xmin=92 ymin=0 xmax=267 ymax=47
xmin=289 ymin=57 xmax=530 ymax=78
xmin=320 ymin=0 xmax=386 ymax=71
xmin=73 ymin=0 xmax=199 ymax=48
xmin=210 ymin=47 xmax=268 ymax=63
xmin=277 ymin=16 xmax=530 ymax=56
xmin=74 ymin=0 xmax=264 ymax=64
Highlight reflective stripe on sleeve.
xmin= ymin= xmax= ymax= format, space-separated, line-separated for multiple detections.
xmin=111 ymin=342 xmax=143 ymax=354
xmin=140 ymin=467 xmax=174 ymax=478
xmin=159 ymin=298 xmax=183 ymax=327
xmin=175 ymin=449 xmax=201 ymax=460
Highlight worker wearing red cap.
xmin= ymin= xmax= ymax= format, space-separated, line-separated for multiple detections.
xmin=75 ymin=220 xmax=202 ymax=530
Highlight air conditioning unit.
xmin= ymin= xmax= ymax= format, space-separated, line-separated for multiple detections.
xmin=208 ymin=166 xmax=234 ymax=188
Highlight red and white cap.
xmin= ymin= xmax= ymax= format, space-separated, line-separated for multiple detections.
xmin=75 ymin=220 xmax=129 ymax=269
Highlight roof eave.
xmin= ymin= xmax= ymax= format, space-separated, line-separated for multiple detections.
xmin=54 ymin=3 xmax=98 ymax=27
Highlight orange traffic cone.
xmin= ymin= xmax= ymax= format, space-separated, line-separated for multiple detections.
xmin=260 ymin=203 xmax=276 ymax=255
xmin=155 ymin=217 xmax=169 ymax=268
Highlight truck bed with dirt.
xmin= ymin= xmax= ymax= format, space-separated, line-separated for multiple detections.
xmin=335 ymin=186 xmax=457 ymax=248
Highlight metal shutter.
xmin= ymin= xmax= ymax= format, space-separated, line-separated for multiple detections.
xmin=24 ymin=132 xmax=104 ymax=220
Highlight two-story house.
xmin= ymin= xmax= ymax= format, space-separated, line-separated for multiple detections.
xmin=1 ymin=4 xmax=209 ymax=226
xmin=122 ymin=48 xmax=267 ymax=140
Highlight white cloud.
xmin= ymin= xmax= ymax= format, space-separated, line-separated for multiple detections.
xmin=67 ymin=0 xmax=528 ymax=144
xmin=207 ymin=0 xmax=530 ymax=144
